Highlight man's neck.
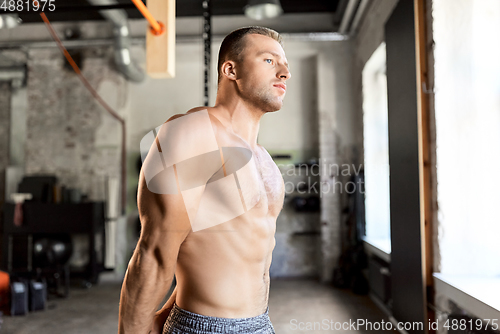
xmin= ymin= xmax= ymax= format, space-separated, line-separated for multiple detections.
xmin=212 ymin=99 xmax=264 ymax=150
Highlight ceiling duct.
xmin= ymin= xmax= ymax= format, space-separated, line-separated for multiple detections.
xmin=87 ymin=0 xmax=145 ymax=83
xmin=338 ymin=0 xmax=369 ymax=36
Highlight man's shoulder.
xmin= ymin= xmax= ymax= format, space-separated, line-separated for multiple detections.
xmin=186 ymin=106 xmax=211 ymax=114
xmin=162 ymin=107 xmax=222 ymax=137
xmin=166 ymin=106 xmax=220 ymax=118
xmin=139 ymin=107 xmax=223 ymax=196
xmin=256 ymin=144 xmax=270 ymax=156
xmin=164 ymin=106 xmax=209 ymax=123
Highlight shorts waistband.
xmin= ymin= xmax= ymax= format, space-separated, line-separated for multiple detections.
xmin=164 ymin=302 xmax=271 ymax=334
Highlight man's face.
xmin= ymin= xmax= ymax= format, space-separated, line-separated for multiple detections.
xmin=235 ymin=34 xmax=291 ymax=112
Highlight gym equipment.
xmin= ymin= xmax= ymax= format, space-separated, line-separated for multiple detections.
xmin=28 ymin=279 xmax=47 ymax=312
xmin=33 ymin=236 xmax=73 ymax=268
xmin=10 ymin=279 xmax=28 ymax=316
xmin=0 ymin=271 xmax=9 ymax=312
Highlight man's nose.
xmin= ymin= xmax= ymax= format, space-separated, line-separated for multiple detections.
xmin=278 ymin=64 xmax=291 ymax=80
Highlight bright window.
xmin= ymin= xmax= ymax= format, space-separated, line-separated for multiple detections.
xmin=434 ymin=0 xmax=500 ymax=276
xmin=362 ymin=43 xmax=391 ymax=254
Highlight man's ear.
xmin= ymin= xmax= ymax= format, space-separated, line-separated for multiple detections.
xmin=221 ymin=60 xmax=238 ymax=81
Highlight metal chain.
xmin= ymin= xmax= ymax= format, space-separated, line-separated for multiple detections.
xmin=202 ymin=0 xmax=211 ymax=106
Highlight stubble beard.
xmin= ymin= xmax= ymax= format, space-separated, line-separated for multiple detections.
xmin=242 ymin=83 xmax=283 ymax=113
xmin=240 ymin=77 xmax=283 ymax=113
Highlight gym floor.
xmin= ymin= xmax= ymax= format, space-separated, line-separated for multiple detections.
xmin=1 ymin=275 xmax=397 ymax=334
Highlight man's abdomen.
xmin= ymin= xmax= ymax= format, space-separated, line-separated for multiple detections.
xmin=174 ymin=218 xmax=275 ymax=319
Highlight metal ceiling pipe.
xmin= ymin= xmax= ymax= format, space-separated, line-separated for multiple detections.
xmin=87 ymin=0 xmax=145 ymax=83
xmin=349 ymin=0 xmax=370 ymax=35
xmin=279 ymin=32 xmax=348 ymax=42
xmin=338 ymin=0 xmax=359 ymax=35
xmin=0 ymin=32 xmax=349 ymax=50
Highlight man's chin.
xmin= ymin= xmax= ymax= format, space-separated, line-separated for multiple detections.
xmin=265 ymin=107 xmax=281 ymax=113
xmin=264 ymin=100 xmax=283 ymax=112
xmin=250 ymin=95 xmax=283 ymax=112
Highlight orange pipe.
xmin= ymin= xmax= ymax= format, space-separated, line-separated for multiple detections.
xmin=130 ymin=0 xmax=164 ymax=35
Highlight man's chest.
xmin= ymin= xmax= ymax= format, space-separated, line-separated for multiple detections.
xmin=248 ymin=147 xmax=284 ymax=215
xmin=213 ymin=127 xmax=284 ymax=216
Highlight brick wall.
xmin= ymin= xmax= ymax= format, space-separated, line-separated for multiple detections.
xmin=25 ymin=47 xmax=126 ymax=201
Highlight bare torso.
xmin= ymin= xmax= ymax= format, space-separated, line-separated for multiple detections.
xmin=173 ymin=107 xmax=285 ymax=318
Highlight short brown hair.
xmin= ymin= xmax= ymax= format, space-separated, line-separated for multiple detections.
xmin=217 ymin=26 xmax=283 ymax=86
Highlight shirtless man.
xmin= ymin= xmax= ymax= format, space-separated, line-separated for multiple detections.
xmin=118 ymin=26 xmax=291 ymax=334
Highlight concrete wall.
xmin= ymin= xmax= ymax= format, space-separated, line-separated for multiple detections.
xmin=323 ymin=0 xmax=399 ymax=285
xmin=25 ymin=47 xmax=124 ymax=200
xmin=352 ymin=0 xmax=399 ymax=163
xmin=316 ymin=40 xmax=358 ymax=282
xmin=0 ymin=81 xmax=11 ymax=207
